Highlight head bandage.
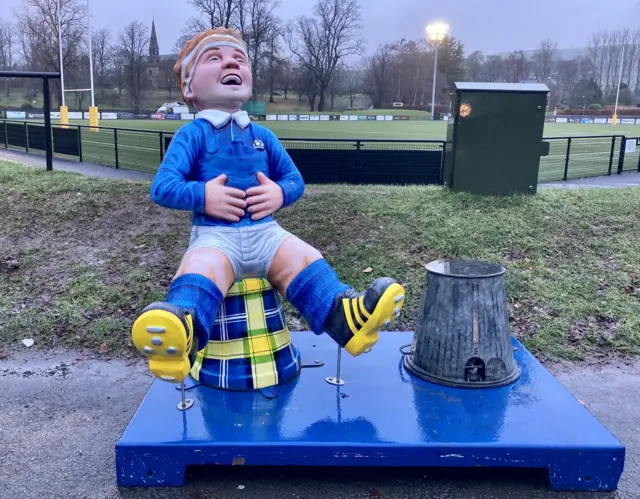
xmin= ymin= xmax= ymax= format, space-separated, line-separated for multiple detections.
xmin=174 ymin=28 xmax=249 ymax=108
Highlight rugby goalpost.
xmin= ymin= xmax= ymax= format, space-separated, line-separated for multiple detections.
xmin=56 ymin=0 xmax=98 ymax=130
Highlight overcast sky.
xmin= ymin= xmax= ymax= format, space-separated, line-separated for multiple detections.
xmin=4 ymin=0 xmax=640 ymax=56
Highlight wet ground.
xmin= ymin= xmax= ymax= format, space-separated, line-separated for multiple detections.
xmin=1 ymin=348 xmax=638 ymax=499
xmin=541 ymin=170 xmax=640 ymax=188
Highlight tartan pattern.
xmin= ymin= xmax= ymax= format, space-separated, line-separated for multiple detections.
xmin=190 ymin=278 xmax=301 ymax=390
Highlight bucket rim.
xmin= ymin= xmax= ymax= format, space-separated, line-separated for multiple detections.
xmin=425 ymin=259 xmax=506 ymax=279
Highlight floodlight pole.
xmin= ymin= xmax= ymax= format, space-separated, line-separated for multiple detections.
xmin=85 ymin=0 xmax=99 ymax=130
xmin=57 ymin=0 xmax=65 ymax=107
xmin=426 ymin=22 xmax=449 ymax=121
xmin=87 ymin=0 xmax=95 ymax=108
xmin=613 ymin=43 xmax=625 ymax=126
xmin=430 ymin=41 xmax=439 ymax=121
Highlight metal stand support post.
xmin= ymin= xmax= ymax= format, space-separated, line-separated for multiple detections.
xmin=325 ymin=345 xmax=345 ymax=386
xmin=177 ymin=381 xmax=194 ymax=410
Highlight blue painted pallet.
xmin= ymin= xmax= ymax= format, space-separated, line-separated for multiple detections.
xmin=115 ymin=331 xmax=625 ymax=491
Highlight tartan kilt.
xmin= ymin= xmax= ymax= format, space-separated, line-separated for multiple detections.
xmin=190 ymin=277 xmax=302 ymax=391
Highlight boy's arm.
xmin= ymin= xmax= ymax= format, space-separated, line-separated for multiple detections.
xmin=149 ymin=124 xmax=206 ymax=213
xmin=263 ymin=127 xmax=305 ymax=208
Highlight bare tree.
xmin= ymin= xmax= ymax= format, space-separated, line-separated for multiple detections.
xmin=0 ymin=18 xmax=17 ymax=98
xmin=344 ymin=62 xmax=364 ymax=107
xmin=587 ymin=31 xmax=604 ymax=89
xmin=387 ymin=39 xmax=429 ymax=106
xmin=586 ymin=28 xmax=640 ymax=97
xmin=435 ymin=35 xmax=465 ymax=102
xmin=162 ymin=57 xmax=179 ymax=99
xmin=533 ymin=38 xmax=557 ymax=82
xmin=263 ymin=21 xmax=284 ymax=103
xmin=174 ymin=0 xmax=241 ymax=52
xmin=91 ymin=28 xmax=112 ymax=100
xmin=289 ymin=62 xmax=315 ymax=103
xmin=466 ymin=51 xmax=485 ymax=81
xmin=363 ymin=44 xmax=394 ymax=108
xmin=111 ymin=48 xmax=127 ymax=97
xmin=603 ymin=30 xmax=618 ymax=93
xmin=484 ymin=55 xmax=505 ymax=82
xmin=16 ymin=0 xmax=88 ymax=106
xmin=598 ymin=29 xmax=635 ymax=96
xmin=106 ymin=89 xmax=118 ymax=109
xmin=0 ymin=19 xmax=16 ymax=70
xmin=621 ymin=30 xmax=638 ymax=92
xmin=285 ymin=0 xmax=363 ymax=111
xmin=634 ymin=30 xmax=640 ymax=93
xmin=503 ymin=50 xmax=531 ymax=82
xmin=116 ymin=21 xmax=149 ymax=112
xmin=576 ymin=56 xmax=594 ymax=83
xmin=191 ymin=0 xmax=237 ymax=28
xmin=628 ymin=29 xmax=640 ymax=93
xmin=278 ymin=57 xmax=294 ymax=99
xmin=555 ymin=59 xmax=580 ymax=105
xmin=244 ymin=0 xmax=279 ymax=97
xmin=362 ymin=36 xmax=468 ymax=110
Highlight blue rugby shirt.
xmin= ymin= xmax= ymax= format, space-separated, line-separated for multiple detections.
xmin=149 ymin=119 xmax=305 ymax=227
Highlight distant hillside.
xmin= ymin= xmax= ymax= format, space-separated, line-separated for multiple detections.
xmin=491 ymin=47 xmax=589 ymax=60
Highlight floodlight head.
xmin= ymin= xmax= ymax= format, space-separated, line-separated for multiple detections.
xmin=426 ymin=22 xmax=449 ymax=42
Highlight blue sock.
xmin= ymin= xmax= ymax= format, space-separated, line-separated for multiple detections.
xmin=286 ymin=259 xmax=350 ymax=334
xmin=166 ymin=273 xmax=223 ymax=350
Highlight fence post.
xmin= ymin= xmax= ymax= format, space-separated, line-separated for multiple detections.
xmin=607 ymin=136 xmax=616 ymax=175
xmin=24 ymin=121 xmax=29 ymax=153
xmin=617 ymin=136 xmax=627 ymax=174
xmin=440 ymin=141 xmax=446 ymax=185
xmin=77 ymin=125 xmax=83 ymax=163
xmin=563 ymin=137 xmax=572 ymax=181
xmin=159 ymin=131 xmax=164 ymax=161
xmin=355 ymin=140 xmax=361 ymax=182
xmin=42 ymin=75 xmax=53 ymax=171
xmin=114 ymin=128 xmax=119 ymax=168
xmin=3 ymin=120 xmax=7 ymax=149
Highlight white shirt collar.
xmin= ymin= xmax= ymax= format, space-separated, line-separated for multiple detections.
xmin=196 ymin=109 xmax=251 ymax=129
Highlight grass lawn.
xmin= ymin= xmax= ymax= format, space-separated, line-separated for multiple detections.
xmin=1 ymin=160 xmax=639 ymax=363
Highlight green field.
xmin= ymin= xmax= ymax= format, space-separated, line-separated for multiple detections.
xmin=48 ymin=118 xmax=640 ymax=139
xmin=6 ymin=119 xmax=640 ymax=180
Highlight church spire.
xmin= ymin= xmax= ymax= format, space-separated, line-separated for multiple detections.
xmin=149 ymin=21 xmax=160 ymax=58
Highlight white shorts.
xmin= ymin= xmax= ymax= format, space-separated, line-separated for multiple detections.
xmin=187 ymin=221 xmax=292 ymax=279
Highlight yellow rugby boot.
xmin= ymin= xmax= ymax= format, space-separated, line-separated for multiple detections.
xmin=131 ymin=302 xmax=199 ymax=383
xmin=323 ymin=278 xmax=406 ymax=356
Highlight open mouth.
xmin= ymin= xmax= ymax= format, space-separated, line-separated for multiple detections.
xmin=221 ymin=74 xmax=242 ymax=86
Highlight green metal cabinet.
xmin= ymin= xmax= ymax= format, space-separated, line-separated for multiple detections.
xmin=443 ymin=82 xmax=550 ymax=195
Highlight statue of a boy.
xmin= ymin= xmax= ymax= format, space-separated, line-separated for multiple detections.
xmin=131 ymin=27 xmax=406 ymax=383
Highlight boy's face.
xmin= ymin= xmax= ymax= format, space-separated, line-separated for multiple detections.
xmin=185 ymin=45 xmax=252 ymax=111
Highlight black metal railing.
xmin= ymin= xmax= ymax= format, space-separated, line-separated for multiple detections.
xmin=77 ymin=124 xmax=175 ymax=173
xmin=2 ymin=119 xmax=640 ymax=184
xmin=0 ymin=119 xmax=176 ymax=174
xmin=619 ymin=137 xmax=640 ymax=173
xmin=538 ymin=135 xmax=626 ymax=182
xmin=0 ymin=120 xmax=445 ymax=184
xmin=277 ymin=138 xmax=445 ymax=184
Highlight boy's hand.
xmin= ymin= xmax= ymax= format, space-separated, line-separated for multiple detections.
xmin=204 ymin=174 xmax=247 ymax=222
xmin=246 ymin=172 xmax=284 ymax=221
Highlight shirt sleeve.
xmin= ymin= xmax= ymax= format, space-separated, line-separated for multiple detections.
xmin=149 ymin=123 xmax=206 ymax=213
xmin=262 ymin=126 xmax=305 ymax=208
